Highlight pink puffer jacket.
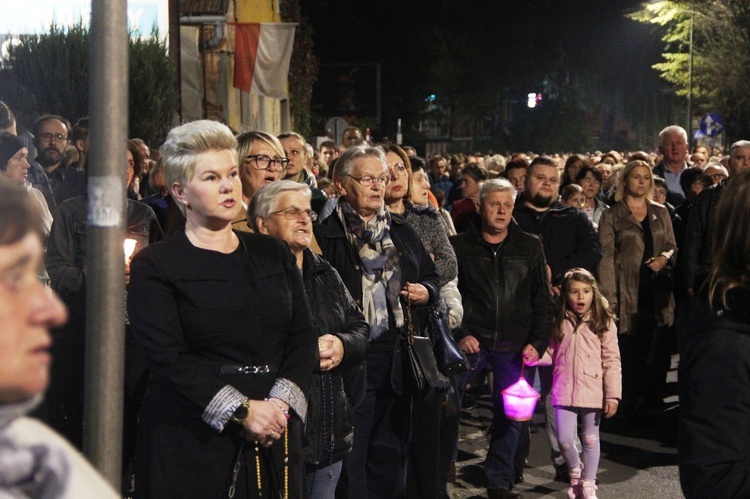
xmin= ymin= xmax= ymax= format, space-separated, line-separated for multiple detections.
xmin=536 ymin=312 xmax=622 ymax=409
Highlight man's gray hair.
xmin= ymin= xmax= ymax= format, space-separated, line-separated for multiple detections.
xmin=332 ymin=145 xmax=387 ymax=182
xmin=248 ymin=180 xmax=311 ymax=231
xmin=658 ymin=125 xmax=688 ymax=145
xmin=729 ymin=140 xmax=750 ymax=159
xmin=479 ymin=178 xmax=516 ymax=204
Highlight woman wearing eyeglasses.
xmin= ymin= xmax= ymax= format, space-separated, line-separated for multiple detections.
xmin=314 ymin=146 xmax=440 ymax=498
xmin=127 ymin=121 xmax=317 ymax=498
xmin=233 ymin=131 xmax=290 ymax=231
xmin=250 ymin=180 xmax=368 ymax=498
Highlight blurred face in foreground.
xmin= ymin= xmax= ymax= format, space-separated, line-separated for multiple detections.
xmin=0 ymin=233 xmax=67 ymax=403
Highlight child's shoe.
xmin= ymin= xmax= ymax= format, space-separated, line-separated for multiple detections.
xmin=581 ymin=479 xmax=598 ymax=499
xmin=567 ymin=467 xmax=582 ymax=499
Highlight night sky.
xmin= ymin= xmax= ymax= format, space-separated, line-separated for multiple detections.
xmin=301 ymin=0 xmax=671 ymax=149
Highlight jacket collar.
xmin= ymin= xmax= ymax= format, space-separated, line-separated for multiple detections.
xmin=465 ymin=217 xmax=522 ymax=246
xmin=302 ymin=247 xmax=328 ymax=275
xmin=321 ymin=203 xmax=406 ymax=240
xmin=515 ymin=195 xmax=573 ymax=216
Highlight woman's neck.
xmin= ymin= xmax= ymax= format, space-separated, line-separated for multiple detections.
xmin=185 ymin=219 xmax=238 ymax=253
xmin=584 ymin=197 xmax=596 ymax=209
xmin=386 ymin=198 xmax=405 ymax=214
xmin=293 ymin=249 xmax=304 ymax=269
xmin=625 ymin=194 xmax=647 ymax=207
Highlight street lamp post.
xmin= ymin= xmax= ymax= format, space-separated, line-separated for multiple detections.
xmin=687 ymin=9 xmax=694 ymax=136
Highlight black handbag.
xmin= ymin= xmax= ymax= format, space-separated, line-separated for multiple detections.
xmin=401 ymin=296 xmax=443 ymax=400
xmin=427 ymin=305 xmax=467 ymax=375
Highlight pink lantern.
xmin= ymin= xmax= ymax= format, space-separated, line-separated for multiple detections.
xmin=502 ymin=377 xmax=540 ymax=421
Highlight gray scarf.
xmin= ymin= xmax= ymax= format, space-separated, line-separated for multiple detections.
xmin=337 ymin=201 xmax=404 ymax=340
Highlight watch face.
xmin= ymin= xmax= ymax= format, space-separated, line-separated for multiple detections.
xmin=232 ymin=404 xmax=249 ymax=422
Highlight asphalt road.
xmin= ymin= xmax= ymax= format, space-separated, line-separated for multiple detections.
xmin=449 ymin=357 xmax=682 ymax=498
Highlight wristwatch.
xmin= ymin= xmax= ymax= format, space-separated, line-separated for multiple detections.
xmin=230 ymin=399 xmax=251 ymax=424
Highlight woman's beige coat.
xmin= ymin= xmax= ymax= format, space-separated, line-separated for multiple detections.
xmin=598 ymin=200 xmax=677 ymax=334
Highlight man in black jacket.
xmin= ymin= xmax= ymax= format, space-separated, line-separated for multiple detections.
xmin=451 ymin=178 xmax=553 ymax=499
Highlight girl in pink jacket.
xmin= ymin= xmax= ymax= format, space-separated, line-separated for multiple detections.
xmin=530 ymin=268 xmax=622 ymax=499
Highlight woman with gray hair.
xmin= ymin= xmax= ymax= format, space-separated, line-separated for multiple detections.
xmin=128 ymin=120 xmax=317 ymax=498
xmin=250 ymin=180 xmax=368 ymax=498
xmin=314 ymin=145 xmax=441 ymax=498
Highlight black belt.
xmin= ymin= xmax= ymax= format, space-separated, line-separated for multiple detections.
xmin=220 ymin=364 xmax=271 ymax=375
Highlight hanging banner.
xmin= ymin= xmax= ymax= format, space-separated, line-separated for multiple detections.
xmin=233 ymin=22 xmax=296 ymax=99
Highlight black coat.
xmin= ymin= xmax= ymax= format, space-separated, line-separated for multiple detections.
xmin=682 ymin=183 xmax=723 ymax=290
xmin=450 ymin=220 xmax=553 ymax=356
xmin=301 ymin=248 xmax=369 ymax=466
xmin=128 ymin=230 xmax=317 ymax=498
xmin=512 ymin=198 xmax=602 ymax=286
xmin=679 ymin=288 xmax=750 ymax=498
xmin=313 ymin=211 xmax=440 ymax=393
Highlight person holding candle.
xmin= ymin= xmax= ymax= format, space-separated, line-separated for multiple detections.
xmin=44 ymin=141 xmax=162 ymax=491
xmin=527 ymin=268 xmax=621 ymax=499
xmin=450 ymin=178 xmax=553 ymax=499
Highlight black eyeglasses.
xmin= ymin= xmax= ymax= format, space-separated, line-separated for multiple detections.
xmin=270 ymin=207 xmax=318 ymax=222
xmin=348 ymin=174 xmax=390 ymax=187
xmin=246 ymin=155 xmax=290 ymax=172
xmin=389 ymin=162 xmax=408 ymax=178
xmin=39 ymin=132 xmax=68 ymax=142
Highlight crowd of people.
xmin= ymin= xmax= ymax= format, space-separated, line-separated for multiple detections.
xmin=1 ymin=97 xmax=749 ymax=499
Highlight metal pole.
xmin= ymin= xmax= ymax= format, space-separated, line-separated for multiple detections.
xmin=84 ymin=0 xmax=128 ymax=487
xmin=687 ymin=10 xmax=694 ymax=136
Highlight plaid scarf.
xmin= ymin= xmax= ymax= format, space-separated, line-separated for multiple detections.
xmin=337 ymin=201 xmax=404 ymax=341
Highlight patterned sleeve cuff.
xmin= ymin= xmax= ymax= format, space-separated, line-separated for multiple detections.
xmin=202 ymin=385 xmax=247 ymax=433
xmin=268 ymin=378 xmax=307 ymax=424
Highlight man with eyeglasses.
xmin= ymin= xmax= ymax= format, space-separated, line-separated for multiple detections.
xmin=33 ymin=115 xmax=85 ymax=208
xmin=702 ymin=164 xmax=728 ymax=185
xmin=278 ymin=131 xmax=328 ymax=214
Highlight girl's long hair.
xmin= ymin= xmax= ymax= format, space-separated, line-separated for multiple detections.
xmin=554 ymin=268 xmax=614 ymax=342
xmin=705 ymin=170 xmax=750 ymax=311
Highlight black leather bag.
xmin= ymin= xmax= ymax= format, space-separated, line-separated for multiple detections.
xmin=400 ymin=297 xmax=443 ymax=400
xmin=428 ymin=305 xmax=467 ymax=375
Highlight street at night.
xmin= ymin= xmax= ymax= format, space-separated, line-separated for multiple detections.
xmin=452 ymin=357 xmax=681 ymax=498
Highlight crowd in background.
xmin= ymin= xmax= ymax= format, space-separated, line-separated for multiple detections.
xmin=1 ymin=97 xmax=748 ymax=499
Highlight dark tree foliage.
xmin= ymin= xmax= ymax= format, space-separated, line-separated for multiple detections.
xmin=129 ymin=29 xmax=179 ymax=147
xmin=281 ymin=0 xmax=318 ymax=139
xmin=0 ymin=23 xmax=178 ymax=147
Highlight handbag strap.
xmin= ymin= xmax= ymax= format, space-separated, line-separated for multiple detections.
xmin=404 ymin=293 xmax=414 ymax=345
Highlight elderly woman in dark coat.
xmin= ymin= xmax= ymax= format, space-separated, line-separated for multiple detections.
xmin=314 ymin=146 xmax=440 ymax=498
xmin=128 ymin=121 xmax=317 ymax=498
xmin=250 ymin=180 xmax=369 ymax=498
xmin=598 ymin=159 xmax=676 ymax=414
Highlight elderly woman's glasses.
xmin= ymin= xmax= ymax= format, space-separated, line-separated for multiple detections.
xmin=246 ymin=155 xmax=290 ymax=172
xmin=271 ymin=207 xmax=318 ymax=222
xmin=348 ymin=174 xmax=390 ymax=187
xmin=389 ymin=162 xmax=408 ymax=178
